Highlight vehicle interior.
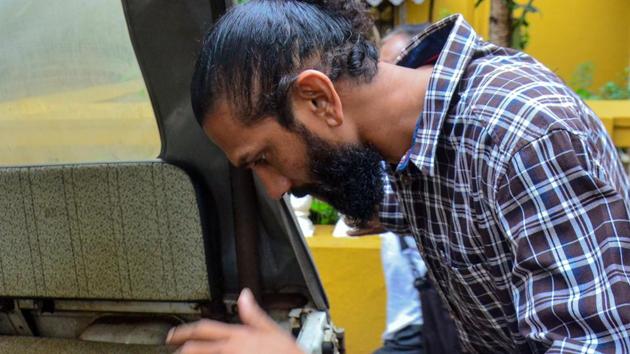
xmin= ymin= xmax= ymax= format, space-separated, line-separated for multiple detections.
xmin=0 ymin=1 xmax=340 ymax=353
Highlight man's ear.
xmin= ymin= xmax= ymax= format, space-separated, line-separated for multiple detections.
xmin=293 ymin=70 xmax=343 ymax=127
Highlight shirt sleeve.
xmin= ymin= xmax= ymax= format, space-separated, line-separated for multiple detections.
xmin=494 ymin=129 xmax=630 ymax=353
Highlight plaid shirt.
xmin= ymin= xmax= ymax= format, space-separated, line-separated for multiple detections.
xmin=379 ymin=15 xmax=630 ymax=353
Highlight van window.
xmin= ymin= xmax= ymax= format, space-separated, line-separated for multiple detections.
xmin=0 ymin=0 xmax=160 ymax=165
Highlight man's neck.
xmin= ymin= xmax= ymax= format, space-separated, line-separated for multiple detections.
xmin=337 ymin=62 xmax=433 ymax=164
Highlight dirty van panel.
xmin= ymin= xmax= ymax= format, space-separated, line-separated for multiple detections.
xmin=0 ymin=163 xmax=210 ymax=301
xmin=0 ymin=162 xmax=213 ymax=347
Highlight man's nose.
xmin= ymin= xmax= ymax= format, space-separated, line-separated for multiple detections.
xmin=252 ymin=166 xmax=291 ymax=200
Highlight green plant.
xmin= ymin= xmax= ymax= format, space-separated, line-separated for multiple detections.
xmin=475 ymin=0 xmax=538 ymax=50
xmin=599 ymin=81 xmax=630 ymax=100
xmin=509 ymin=0 xmax=537 ymax=50
xmin=571 ymin=63 xmax=630 ymax=100
xmin=571 ymin=62 xmax=596 ymax=99
xmin=309 ymin=199 xmax=339 ymax=225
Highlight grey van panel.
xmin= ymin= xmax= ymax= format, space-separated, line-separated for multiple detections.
xmin=0 ymin=336 xmax=170 ymax=354
xmin=0 ymin=162 xmax=209 ymax=301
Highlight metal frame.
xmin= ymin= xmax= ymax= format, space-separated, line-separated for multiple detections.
xmin=17 ymin=300 xmax=202 ymax=315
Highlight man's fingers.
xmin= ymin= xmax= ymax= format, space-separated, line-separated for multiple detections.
xmin=174 ymin=340 xmax=225 ymax=354
xmin=167 ymin=289 xmax=278 ymax=349
xmin=347 ymin=226 xmax=385 ymax=236
xmin=167 ymin=319 xmax=236 ymax=345
xmin=237 ymin=288 xmax=276 ymax=331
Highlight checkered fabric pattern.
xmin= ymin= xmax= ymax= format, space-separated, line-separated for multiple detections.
xmin=379 ymin=14 xmax=630 ymax=353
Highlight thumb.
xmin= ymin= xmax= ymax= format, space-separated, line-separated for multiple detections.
xmin=238 ymin=288 xmax=276 ymax=331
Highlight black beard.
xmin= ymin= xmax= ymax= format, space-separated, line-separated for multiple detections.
xmin=290 ymin=124 xmax=384 ymax=226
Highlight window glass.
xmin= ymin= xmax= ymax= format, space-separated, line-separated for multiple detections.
xmin=0 ymin=0 xmax=160 ymax=165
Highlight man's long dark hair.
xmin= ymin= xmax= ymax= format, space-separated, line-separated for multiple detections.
xmin=191 ymin=0 xmax=379 ymax=128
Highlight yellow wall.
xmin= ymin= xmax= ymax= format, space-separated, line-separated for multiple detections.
xmin=307 ymin=227 xmax=386 ymax=354
xmin=525 ymin=0 xmax=630 ymax=89
xmin=404 ymin=0 xmax=489 ymax=37
xmin=403 ymin=0 xmax=630 ymax=89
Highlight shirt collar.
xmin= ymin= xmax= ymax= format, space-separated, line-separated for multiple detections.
xmin=394 ymin=14 xmax=480 ymax=176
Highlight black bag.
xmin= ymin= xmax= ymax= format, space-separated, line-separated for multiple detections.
xmin=399 ymin=237 xmax=463 ymax=354
xmin=416 ymin=279 xmax=463 ymax=354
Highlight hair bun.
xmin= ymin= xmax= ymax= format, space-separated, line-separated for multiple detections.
xmin=347 ymin=40 xmax=378 ymax=77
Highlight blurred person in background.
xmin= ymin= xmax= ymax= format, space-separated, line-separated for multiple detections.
xmin=380 ymin=24 xmax=429 ymax=65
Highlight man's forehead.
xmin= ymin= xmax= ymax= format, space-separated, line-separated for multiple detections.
xmin=201 ymin=104 xmax=240 ymax=150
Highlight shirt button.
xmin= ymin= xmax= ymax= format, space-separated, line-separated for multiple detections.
xmin=439 ymin=250 xmax=449 ymax=264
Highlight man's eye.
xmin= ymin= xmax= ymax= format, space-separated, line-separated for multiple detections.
xmin=252 ymin=154 xmax=267 ymax=166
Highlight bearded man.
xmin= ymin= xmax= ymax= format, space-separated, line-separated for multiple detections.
xmin=167 ymin=1 xmax=630 ymax=353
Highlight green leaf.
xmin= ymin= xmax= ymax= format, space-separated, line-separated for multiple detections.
xmin=600 ymin=81 xmax=630 ymax=100
xmin=570 ymin=62 xmax=595 ymax=94
xmin=525 ymin=4 xmax=538 ymax=13
xmin=309 ymin=199 xmax=339 ymax=225
xmin=575 ymin=88 xmax=593 ymax=100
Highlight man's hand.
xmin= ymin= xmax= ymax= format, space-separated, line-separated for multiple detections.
xmin=346 ymin=216 xmax=385 ymax=237
xmin=166 ymin=288 xmax=304 ymax=354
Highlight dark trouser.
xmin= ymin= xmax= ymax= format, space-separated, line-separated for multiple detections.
xmin=373 ymin=325 xmax=424 ymax=354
